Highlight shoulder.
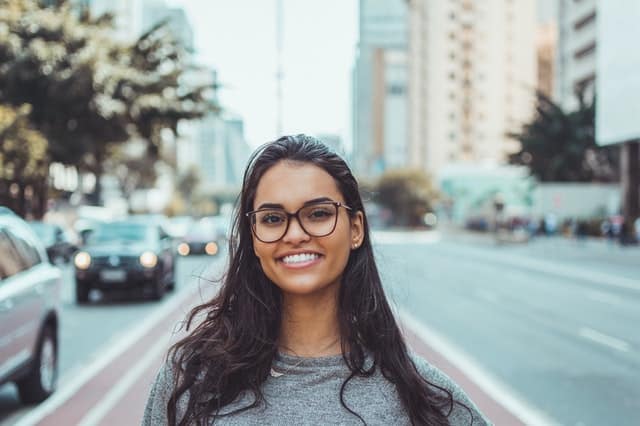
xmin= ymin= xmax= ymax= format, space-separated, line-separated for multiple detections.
xmin=142 ymin=360 xmax=180 ymax=426
xmin=409 ymin=352 xmax=493 ymax=426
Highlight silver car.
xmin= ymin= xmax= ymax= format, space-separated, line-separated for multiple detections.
xmin=0 ymin=209 xmax=62 ymax=403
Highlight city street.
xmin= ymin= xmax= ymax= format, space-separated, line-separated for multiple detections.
xmin=374 ymin=230 xmax=640 ymax=426
xmin=0 ymin=231 xmax=638 ymax=425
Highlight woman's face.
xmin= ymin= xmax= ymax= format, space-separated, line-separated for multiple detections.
xmin=250 ymin=160 xmax=363 ymax=299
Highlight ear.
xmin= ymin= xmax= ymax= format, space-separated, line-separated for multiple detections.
xmin=350 ymin=211 xmax=364 ymax=250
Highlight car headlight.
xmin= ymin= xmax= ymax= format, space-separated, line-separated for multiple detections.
xmin=205 ymin=242 xmax=218 ymax=255
xmin=139 ymin=251 xmax=158 ymax=268
xmin=177 ymin=242 xmax=190 ymax=256
xmin=74 ymin=251 xmax=91 ymax=270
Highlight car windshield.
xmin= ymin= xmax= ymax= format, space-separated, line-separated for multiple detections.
xmin=28 ymin=222 xmax=56 ymax=245
xmin=88 ymin=223 xmax=154 ymax=244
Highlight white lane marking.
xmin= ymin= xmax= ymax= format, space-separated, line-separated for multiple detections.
xmin=476 ymin=289 xmax=499 ymax=303
xmin=77 ymin=331 xmax=170 ymax=426
xmin=578 ymin=327 xmax=631 ymax=353
xmin=14 ymin=284 xmax=205 ymax=426
xmin=398 ymin=309 xmax=558 ymax=426
xmin=443 ymin=245 xmax=640 ymax=293
xmin=585 ymin=290 xmax=625 ymax=306
xmin=372 ymin=230 xmax=441 ymax=245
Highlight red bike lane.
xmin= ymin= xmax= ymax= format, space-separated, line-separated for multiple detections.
xmin=21 ymin=287 xmax=529 ymax=426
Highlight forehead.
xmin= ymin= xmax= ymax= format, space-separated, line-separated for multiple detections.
xmin=253 ymin=161 xmax=343 ymax=209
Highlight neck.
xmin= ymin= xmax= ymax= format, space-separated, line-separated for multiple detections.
xmin=279 ymin=292 xmax=342 ymax=357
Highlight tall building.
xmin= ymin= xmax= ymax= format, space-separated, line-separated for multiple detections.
xmin=407 ymin=0 xmax=537 ymax=178
xmin=352 ymin=0 xmax=408 ymax=179
xmin=555 ymin=0 xmax=597 ymax=111
xmin=177 ymin=70 xmax=251 ymax=193
xmin=537 ymin=22 xmax=556 ymax=99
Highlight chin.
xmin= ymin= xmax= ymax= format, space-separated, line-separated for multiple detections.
xmin=277 ymin=278 xmax=339 ymax=297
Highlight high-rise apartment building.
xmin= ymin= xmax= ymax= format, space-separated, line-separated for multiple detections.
xmin=555 ymin=0 xmax=597 ymax=111
xmin=407 ymin=0 xmax=536 ymax=178
xmin=537 ymin=22 xmax=556 ymax=99
xmin=352 ymin=0 xmax=408 ymax=179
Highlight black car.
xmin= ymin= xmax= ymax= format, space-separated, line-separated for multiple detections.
xmin=73 ymin=220 xmax=175 ymax=303
xmin=28 ymin=221 xmax=78 ymax=264
xmin=176 ymin=217 xmax=225 ymax=257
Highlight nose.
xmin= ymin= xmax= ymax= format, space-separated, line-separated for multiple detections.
xmin=281 ymin=215 xmax=310 ymax=244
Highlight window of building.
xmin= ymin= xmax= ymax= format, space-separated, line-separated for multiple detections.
xmin=573 ymin=41 xmax=596 ymax=60
xmin=574 ymin=11 xmax=596 ymax=30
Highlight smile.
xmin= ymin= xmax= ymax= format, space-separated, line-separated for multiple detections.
xmin=280 ymin=253 xmax=321 ymax=265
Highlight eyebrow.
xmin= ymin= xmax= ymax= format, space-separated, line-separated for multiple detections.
xmin=256 ymin=197 xmax=334 ymax=210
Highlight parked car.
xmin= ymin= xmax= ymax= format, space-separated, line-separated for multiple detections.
xmin=176 ymin=217 xmax=224 ymax=256
xmin=0 ymin=208 xmax=62 ymax=404
xmin=73 ymin=220 xmax=175 ymax=303
xmin=28 ymin=221 xmax=79 ymax=264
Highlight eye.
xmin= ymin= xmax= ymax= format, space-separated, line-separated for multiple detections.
xmin=305 ymin=206 xmax=334 ymax=221
xmin=259 ymin=211 xmax=286 ymax=225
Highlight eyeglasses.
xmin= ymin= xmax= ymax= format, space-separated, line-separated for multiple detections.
xmin=245 ymin=201 xmax=352 ymax=243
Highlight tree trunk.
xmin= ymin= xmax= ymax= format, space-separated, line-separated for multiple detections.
xmin=620 ymin=141 xmax=639 ymax=243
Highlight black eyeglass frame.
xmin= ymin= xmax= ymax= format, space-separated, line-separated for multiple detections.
xmin=245 ymin=201 xmax=353 ymax=243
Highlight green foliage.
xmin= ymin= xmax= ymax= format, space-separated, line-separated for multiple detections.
xmin=509 ymin=90 xmax=619 ymax=182
xmin=374 ymin=169 xmax=438 ymax=227
xmin=0 ymin=0 xmax=214 ymax=199
xmin=0 ymin=103 xmax=48 ymax=180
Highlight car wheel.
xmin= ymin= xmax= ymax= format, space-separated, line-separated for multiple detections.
xmin=76 ymin=281 xmax=89 ymax=304
xmin=17 ymin=325 xmax=57 ymax=404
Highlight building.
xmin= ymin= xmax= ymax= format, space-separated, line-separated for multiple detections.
xmin=407 ymin=0 xmax=537 ymax=179
xmin=352 ymin=0 xmax=408 ymax=179
xmin=177 ymin=70 xmax=251 ymax=194
xmin=555 ymin=0 xmax=597 ymax=111
xmin=537 ymin=22 xmax=556 ymax=99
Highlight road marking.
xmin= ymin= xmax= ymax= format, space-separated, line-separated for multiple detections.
xmin=13 ymin=284 xmax=203 ymax=426
xmin=578 ymin=327 xmax=631 ymax=353
xmin=440 ymin=244 xmax=640 ymax=293
xmin=76 ymin=331 xmax=169 ymax=426
xmin=371 ymin=230 xmax=441 ymax=245
xmin=398 ymin=309 xmax=559 ymax=426
xmin=585 ymin=290 xmax=625 ymax=306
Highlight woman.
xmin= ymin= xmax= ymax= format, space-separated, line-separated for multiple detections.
xmin=143 ymin=135 xmax=489 ymax=425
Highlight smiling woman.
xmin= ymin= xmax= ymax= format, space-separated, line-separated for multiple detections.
xmin=142 ymin=135 xmax=489 ymax=425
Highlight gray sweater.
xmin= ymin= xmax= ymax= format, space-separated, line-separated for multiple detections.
xmin=142 ymin=352 xmax=491 ymax=425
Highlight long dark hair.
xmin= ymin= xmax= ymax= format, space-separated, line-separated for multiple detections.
xmin=167 ymin=134 xmax=461 ymax=425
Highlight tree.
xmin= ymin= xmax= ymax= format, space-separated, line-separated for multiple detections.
xmin=509 ymin=90 xmax=619 ymax=182
xmin=374 ymin=169 xmax=438 ymax=227
xmin=0 ymin=0 xmax=213 ymax=204
xmin=0 ymin=103 xmax=48 ymax=216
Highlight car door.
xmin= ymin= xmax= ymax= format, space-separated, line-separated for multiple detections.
xmin=0 ymin=228 xmax=34 ymax=378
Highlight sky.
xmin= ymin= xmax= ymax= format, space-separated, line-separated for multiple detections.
xmin=168 ymin=0 xmax=359 ymax=150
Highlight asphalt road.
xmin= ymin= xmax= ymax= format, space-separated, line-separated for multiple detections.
xmin=374 ymin=230 xmax=640 ymax=426
xmin=1 ymin=231 xmax=638 ymax=425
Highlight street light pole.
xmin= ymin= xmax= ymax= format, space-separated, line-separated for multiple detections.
xmin=276 ymin=0 xmax=284 ymax=136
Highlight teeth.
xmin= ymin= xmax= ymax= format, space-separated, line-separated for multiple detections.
xmin=281 ymin=253 xmax=319 ymax=264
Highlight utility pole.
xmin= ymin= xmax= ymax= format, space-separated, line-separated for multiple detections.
xmin=275 ymin=0 xmax=284 ymax=136
xmin=620 ymin=140 xmax=640 ymax=243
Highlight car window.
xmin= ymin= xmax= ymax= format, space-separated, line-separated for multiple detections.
xmin=6 ymin=229 xmax=42 ymax=270
xmin=88 ymin=223 xmax=155 ymax=244
xmin=0 ymin=229 xmax=29 ymax=279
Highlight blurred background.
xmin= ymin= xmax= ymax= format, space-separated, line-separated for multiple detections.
xmin=1 ymin=0 xmax=639 ymax=425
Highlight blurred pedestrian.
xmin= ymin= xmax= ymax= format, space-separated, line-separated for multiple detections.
xmin=143 ymin=135 xmax=489 ymax=425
